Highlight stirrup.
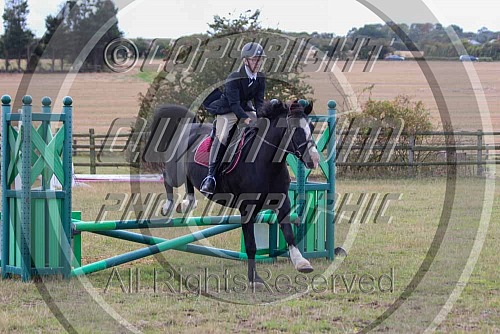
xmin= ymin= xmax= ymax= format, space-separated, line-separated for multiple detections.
xmin=200 ymin=176 xmax=216 ymax=194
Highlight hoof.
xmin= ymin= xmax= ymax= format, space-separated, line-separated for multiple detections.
xmin=248 ymin=275 xmax=266 ymax=290
xmin=248 ymin=268 xmax=266 ymax=290
xmin=249 ymin=281 xmax=265 ymax=289
xmin=176 ymin=199 xmax=197 ymax=213
xmin=289 ymin=246 xmax=313 ymax=273
xmin=161 ymin=200 xmax=174 ymax=216
xmin=295 ymin=260 xmax=314 ymax=273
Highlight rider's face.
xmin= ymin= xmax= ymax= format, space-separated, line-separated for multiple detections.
xmin=244 ymin=57 xmax=263 ymax=73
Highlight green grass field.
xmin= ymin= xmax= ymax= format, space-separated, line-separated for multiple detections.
xmin=0 ymin=177 xmax=498 ymax=333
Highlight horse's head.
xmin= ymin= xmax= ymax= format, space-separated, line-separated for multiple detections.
xmin=263 ymin=99 xmax=320 ymax=169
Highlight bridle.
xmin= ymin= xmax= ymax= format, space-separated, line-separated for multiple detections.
xmin=256 ymin=114 xmax=316 ymax=159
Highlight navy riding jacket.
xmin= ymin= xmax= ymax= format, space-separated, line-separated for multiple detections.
xmin=206 ymin=66 xmax=266 ymax=119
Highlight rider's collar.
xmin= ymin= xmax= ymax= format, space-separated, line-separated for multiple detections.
xmin=244 ymin=65 xmax=257 ymax=81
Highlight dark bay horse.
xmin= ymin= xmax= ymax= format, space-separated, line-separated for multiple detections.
xmin=144 ymin=100 xmax=320 ymax=285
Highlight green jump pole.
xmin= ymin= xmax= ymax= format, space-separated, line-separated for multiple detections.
xmin=94 ymin=230 xmax=274 ymax=262
xmin=72 ymin=212 xmax=299 ymax=232
xmin=71 ymin=224 xmax=239 ymax=276
xmin=72 ymin=216 xmax=243 ymax=231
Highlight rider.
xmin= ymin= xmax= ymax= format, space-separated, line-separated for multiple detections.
xmin=200 ymin=42 xmax=267 ymax=195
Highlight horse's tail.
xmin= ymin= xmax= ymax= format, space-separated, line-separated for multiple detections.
xmin=142 ymin=104 xmax=196 ymax=174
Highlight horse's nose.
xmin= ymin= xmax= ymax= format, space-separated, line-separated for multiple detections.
xmin=308 ymin=147 xmax=320 ymax=169
xmin=305 ymin=160 xmax=317 ymax=169
xmin=312 ymin=152 xmax=320 ymax=169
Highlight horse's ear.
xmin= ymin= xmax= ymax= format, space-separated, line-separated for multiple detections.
xmin=298 ymin=99 xmax=313 ymax=115
xmin=289 ymin=101 xmax=303 ymax=115
xmin=304 ymin=101 xmax=313 ymax=115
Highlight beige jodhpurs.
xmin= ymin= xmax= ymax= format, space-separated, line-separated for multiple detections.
xmin=215 ymin=111 xmax=256 ymax=145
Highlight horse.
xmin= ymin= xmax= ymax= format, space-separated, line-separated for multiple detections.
xmin=143 ymin=99 xmax=320 ymax=286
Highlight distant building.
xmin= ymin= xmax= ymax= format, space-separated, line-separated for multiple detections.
xmin=468 ymin=39 xmax=482 ymax=45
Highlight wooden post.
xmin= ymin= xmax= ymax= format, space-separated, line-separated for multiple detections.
xmin=408 ymin=135 xmax=416 ymax=176
xmin=477 ymin=130 xmax=483 ymax=177
xmin=89 ymin=128 xmax=96 ymax=174
xmin=73 ymin=139 xmax=77 ymax=156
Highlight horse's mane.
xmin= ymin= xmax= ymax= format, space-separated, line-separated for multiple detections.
xmin=257 ymin=101 xmax=288 ymax=120
xmin=257 ymin=100 xmax=311 ymax=120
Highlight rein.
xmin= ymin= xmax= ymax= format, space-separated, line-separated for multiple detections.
xmin=225 ymin=112 xmax=316 ymax=168
xmin=255 ymin=116 xmax=315 ymax=159
xmin=255 ymin=133 xmax=296 ymax=155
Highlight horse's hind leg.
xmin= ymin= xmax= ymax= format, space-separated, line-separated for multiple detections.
xmin=176 ymin=178 xmax=198 ymax=213
xmin=161 ymin=170 xmax=175 ymax=216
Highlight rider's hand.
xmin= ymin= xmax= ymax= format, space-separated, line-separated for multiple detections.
xmin=244 ymin=118 xmax=252 ymax=125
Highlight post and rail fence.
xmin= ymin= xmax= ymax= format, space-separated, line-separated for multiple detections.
xmin=71 ymin=128 xmax=500 ymax=177
xmin=1 ymin=127 xmax=499 ymax=176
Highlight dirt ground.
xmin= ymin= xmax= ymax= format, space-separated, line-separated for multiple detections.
xmin=0 ymin=61 xmax=498 ymax=133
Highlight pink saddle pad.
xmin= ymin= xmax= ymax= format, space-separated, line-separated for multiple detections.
xmin=194 ymin=134 xmax=245 ymax=174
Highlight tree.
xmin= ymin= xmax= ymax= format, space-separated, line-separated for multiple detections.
xmin=349 ymin=24 xmax=386 ymax=39
xmin=207 ymin=9 xmax=261 ymax=36
xmin=0 ymin=39 xmax=4 ymax=59
xmin=450 ymin=24 xmax=464 ymax=37
xmin=44 ymin=11 xmax=67 ymax=71
xmin=132 ymin=37 xmax=151 ymax=58
xmin=56 ymin=0 xmax=122 ymax=71
xmin=39 ymin=1 xmax=79 ymax=72
xmin=2 ymin=0 xmax=34 ymax=71
xmin=86 ymin=0 xmax=122 ymax=70
xmin=475 ymin=27 xmax=497 ymax=44
xmin=339 ymin=92 xmax=434 ymax=174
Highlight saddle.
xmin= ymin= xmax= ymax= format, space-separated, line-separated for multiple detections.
xmin=194 ymin=126 xmax=254 ymax=175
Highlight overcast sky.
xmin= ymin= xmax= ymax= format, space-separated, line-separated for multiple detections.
xmin=0 ymin=0 xmax=498 ymax=38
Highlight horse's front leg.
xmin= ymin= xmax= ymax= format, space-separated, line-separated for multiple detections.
xmin=278 ymin=197 xmax=314 ymax=273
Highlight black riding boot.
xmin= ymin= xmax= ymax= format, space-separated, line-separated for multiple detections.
xmin=200 ymin=138 xmax=227 ymax=195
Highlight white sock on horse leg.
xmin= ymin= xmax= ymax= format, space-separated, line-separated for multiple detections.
xmin=289 ymin=246 xmax=313 ymax=272
xmin=161 ymin=199 xmax=175 ymax=216
xmin=180 ymin=194 xmax=197 ymax=213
